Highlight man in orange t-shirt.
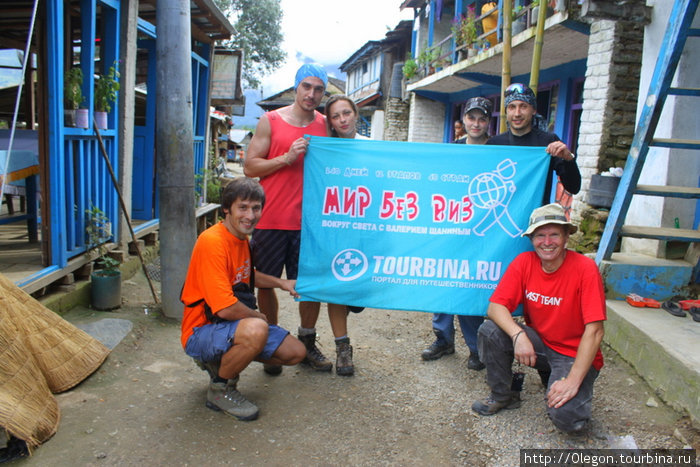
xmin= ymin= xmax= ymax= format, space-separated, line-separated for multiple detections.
xmin=181 ymin=177 xmax=305 ymax=421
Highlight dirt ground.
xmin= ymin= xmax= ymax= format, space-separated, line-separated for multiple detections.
xmin=10 ymin=268 xmax=700 ymax=466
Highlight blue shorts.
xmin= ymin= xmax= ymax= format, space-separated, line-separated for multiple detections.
xmin=251 ymin=229 xmax=300 ymax=280
xmin=185 ymin=321 xmax=290 ymax=362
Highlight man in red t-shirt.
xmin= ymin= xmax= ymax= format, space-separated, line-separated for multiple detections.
xmin=471 ymin=203 xmax=606 ymax=433
xmin=181 ymin=178 xmax=305 ymax=421
xmin=245 ymin=64 xmax=336 ymax=375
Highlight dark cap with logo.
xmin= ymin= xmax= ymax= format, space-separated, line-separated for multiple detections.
xmin=464 ymin=97 xmax=493 ymax=118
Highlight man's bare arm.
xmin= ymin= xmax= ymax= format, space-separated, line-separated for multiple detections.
xmin=244 ymin=114 xmax=308 ymax=178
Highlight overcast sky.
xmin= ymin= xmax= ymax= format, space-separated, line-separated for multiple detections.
xmin=259 ymin=0 xmax=414 ymax=97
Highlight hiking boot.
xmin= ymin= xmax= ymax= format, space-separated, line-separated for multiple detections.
xmin=471 ymin=394 xmax=522 ymax=416
xmin=298 ymin=333 xmax=333 ymax=372
xmin=467 ymin=352 xmax=485 ymax=371
xmin=263 ymin=364 xmax=282 ymax=376
xmin=335 ymin=337 xmax=354 ymax=376
xmin=421 ymin=340 xmax=455 ymax=361
xmin=206 ymin=377 xmax=259 ymax=421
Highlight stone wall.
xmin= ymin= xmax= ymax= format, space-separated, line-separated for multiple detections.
xmin=572 ymin=19 xmax=644 ymax=220
xmin=384 ymin=97 xmax=409 ymax=141
xmin=407 ymin=93 xmax=445 ymax=143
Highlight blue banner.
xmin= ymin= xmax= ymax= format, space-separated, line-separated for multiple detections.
xmin=295 ymin=136 xmax=550 ymax=315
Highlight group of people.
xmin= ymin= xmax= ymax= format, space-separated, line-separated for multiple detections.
xmin=178 ymin=63 xmax=607 ymax=434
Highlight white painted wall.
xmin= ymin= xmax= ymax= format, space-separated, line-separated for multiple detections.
xmin=622 ymin=0 xmax=700 ymax=257
xmin=370 ymin=110 xmax=385 ymax=140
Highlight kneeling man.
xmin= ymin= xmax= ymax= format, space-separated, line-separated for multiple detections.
xmin=472 ymin=203 xmax=606 ymax=433
xmin=180 ymin=177 xmax=305 ymax=421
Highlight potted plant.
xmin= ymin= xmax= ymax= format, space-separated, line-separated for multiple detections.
xmin=94 ymin=63 xmax=120 ymax=129
xmin=402 ymin=58 xmax=418 ymax=81
xmin=512 ymin=4 xmax=527 ymax=34
xmin=64 ymin=67 xmax=87 ymax=128
xmin=417 ymin=45 xmax=440 ymax=75
xmin=86 ymin=204 xmax=122 ymax=310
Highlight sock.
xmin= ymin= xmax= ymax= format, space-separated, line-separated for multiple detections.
xmin=298 ymin=326 xmax=316 ymax=336
xmin=212 ymin=376 xmax=227 ymax=384
xmin=335 ymin=335 xmax=348 ymax=342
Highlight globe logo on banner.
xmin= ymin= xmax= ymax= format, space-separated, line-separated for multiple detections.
xmin=331 ymin=249 xmax=368 ymax=281
xmin=468 ymin=158 xmax=523 ymax=238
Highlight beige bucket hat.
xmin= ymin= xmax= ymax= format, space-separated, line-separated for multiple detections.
xmin=522 ymin=203 xmax=578 ymax=237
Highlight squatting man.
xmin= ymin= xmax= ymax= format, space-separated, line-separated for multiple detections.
xmin=180 ymin=177 xmax=306 ymax=421
xmin=472 ymin=203 xmax=606 ymax=433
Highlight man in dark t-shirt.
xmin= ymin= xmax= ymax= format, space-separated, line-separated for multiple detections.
xmin=486 ymin=83 xmax=581 ymax=205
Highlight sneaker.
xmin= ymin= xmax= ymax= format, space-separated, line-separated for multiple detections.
xmin=206 ymin=377 xmax=259 ymax=421
xmin=467 ymin=353 xmax=485 ymax=371
xmin=263 ymin=364 xmax=282 ymax=376
xmin=335 ymin=337 xmax=354 ymax=376
xmin=471 ymin=394 xmax=522 ymax=416
xmin=421 ymin=340 xmax=455 ymax=361
xmin=298 ymin=333 xmax=333 ymax=372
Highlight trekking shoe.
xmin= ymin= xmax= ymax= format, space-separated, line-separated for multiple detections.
xmin=263 ymin=364 xmax=282 ymax=376
xmin=298 ymin=333 xmax=333 ymax=372
xmin=335 ymin=337 xmax=354 ymax=376
xmin=467 ymin=352 xmax=485 ymax=371
xmin=471 ymin=394 xmax=522 ymax=416
xmin=421 ymin=340 xmax=455 ymax=361
xmin=206 ymin=377 xmax=259 ymax=421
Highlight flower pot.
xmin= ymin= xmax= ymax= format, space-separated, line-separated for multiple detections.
xmin=64 ymin=109 xmax=76 ymax=127
xmin=512 ymin=18 xmax=527 ymax=35
xmin=90 ymin=270 xmax=122 ymax=310
xmin=95 ymin=111 xmax=108 ymax=130
xmin=75 ymin=108 xmax=89 ymax=129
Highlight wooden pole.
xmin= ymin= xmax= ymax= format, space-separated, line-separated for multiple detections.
xmin=93 ymin=118 xmax=160 ymax=304
xmin=529 ymin=1 xmax=549 ymax=96
xmin=500 ymin=0 xmax=513 ymax=133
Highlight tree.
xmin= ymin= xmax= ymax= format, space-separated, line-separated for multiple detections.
xmin=214 ymin=0 xmax=286 ymax=89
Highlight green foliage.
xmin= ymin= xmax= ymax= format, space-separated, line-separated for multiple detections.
xmin=195 ymin=150 xmax=224 ymax=206
xmin=95 ymin=63 xmax=120 ymax=112
xmin=85 ymin=204 xmax=121 ymax=273
xmin=402 ymin=58 xmax=418 ymax=80
xmin=64 ymin=67 xmax=84 ymax=110
xmin=417 ymin=45 xmax=441 ymax=69
xmin=214 ymin=0 xmax=286 ymax=89
xmin=452 ymin=8 xmax=478 ymax=47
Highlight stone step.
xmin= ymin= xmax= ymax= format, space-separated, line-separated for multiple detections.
xmin=598 ymin=252 xmax=694 ymax=301
xmin=604 ymin=299 xmax=700 ymax=425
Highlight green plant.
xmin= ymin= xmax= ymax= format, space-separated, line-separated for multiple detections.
xmin=402 ymin=58 xmax=418 ymax=80
xmin=64 ymin=67 xmax=84 ymax=110
xmin=417 ymin=45 xmax=441 ymax=69
xmin=513 ymin=4 xmax=525 ymax=19
xmin=95 ymin=63 xmax=120 ymax=112
xmin=85 ymin=204 xmax=121 ymax=274
xmin=452 ymin=7 xmax=478 ymax=47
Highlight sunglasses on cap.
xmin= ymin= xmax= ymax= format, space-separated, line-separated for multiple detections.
xmin=505 ymin=83 xmax=533 ymax=97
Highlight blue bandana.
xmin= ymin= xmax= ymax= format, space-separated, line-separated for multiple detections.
xmin=295 ymin=63 xmax=328 ymax=90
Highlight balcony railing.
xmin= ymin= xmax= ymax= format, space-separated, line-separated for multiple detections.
xmin=410 ymin=1 xmax=558 ymax=79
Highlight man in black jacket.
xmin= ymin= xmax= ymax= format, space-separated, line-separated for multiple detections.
xmin=486 ymin=83 xmax=580 ymax=205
